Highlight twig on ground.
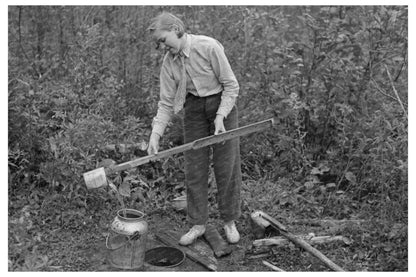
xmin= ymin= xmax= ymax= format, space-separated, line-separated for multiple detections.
xmin=253 ymin=235 xmax=352 ymax=248
xmin=246 ymin=253 xmax=271 ymax=260
xmin=262 ymin=260 xmax=285 ymax=272
xmin=252 ymin=211 xmax=346 ymax=272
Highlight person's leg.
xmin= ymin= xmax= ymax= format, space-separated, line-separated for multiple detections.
xmin=180 ymin=94 xmax=210 ymax=245
xmin=205 ymin=94 xmax=242 ymax=243
xmin=211 ymin=107 xmax=242 ymax=222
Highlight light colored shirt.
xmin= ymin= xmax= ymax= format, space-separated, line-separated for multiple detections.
xmin=152 ymin=33 xmax=239 ymax=137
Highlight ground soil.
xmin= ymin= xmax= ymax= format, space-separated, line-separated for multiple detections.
xmin=8 ymin=186 xmax=407 ymax=272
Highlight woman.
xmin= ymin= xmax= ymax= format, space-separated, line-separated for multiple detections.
xmin=147 ymin=12 xmax=242 ymax=245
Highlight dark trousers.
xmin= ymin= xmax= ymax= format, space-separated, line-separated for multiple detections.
xmin=183 ymin=93 xmax=242 ymax=225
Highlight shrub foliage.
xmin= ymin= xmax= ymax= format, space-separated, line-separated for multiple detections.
xmin=8 ymin=6 xmax=407 ymax=271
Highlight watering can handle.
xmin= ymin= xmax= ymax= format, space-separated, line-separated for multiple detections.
xmin=105 ymin=231 xmax=141 ymax=250
xmin=105 ymin=233 xmax=112 ymax=249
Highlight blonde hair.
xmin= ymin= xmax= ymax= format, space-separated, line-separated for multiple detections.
xmin=148 ymin=12 xmax=185 ymax=38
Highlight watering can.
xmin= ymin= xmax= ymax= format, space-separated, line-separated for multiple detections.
xmin=83 ymin=118 xmax=274 ymax=189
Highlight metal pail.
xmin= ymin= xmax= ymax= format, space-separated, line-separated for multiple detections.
xmin=106 ymin=209 xmax=148 ymax=269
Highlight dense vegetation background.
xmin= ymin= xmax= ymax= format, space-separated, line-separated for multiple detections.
xmin=8 ymin=6 xmax=407 ymax=271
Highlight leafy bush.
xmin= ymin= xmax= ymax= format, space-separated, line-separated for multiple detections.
xmin=8 ymin=6 xmax=407 ymax=271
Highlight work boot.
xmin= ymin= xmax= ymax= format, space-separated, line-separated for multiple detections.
xmin=179 ymin=225 xmax=206 ymax=245
xmin=224 ymin=221 xmax=240 ymax=244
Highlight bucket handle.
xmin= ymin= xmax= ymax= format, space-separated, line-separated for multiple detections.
xmin=105 ymin=231 xmax=141 ymax=250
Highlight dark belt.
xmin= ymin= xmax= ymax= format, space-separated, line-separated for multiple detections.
xmin=186 ymin=91 xmax=222 ymax=99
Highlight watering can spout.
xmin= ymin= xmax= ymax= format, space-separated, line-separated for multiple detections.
xmin=83 ymin=167 xmax=108 ymax=189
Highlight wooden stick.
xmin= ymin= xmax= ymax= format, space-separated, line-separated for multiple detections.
xmin=253 ymin=235 xmax=351 ymax=248
xmin=257 ymin=211 xmax=288 ymax=232
xmin=262 ymin=261 xmax=285 ymax=272
xmin=290 ymin=219 xmax=367 ymax=226
xmin=283 ymin=231 xmax=345 ymax=271
xmin=101 ymin=119 xmax=271 ymax=174
xmin=258 ymin=211 xmax=346 ymax=272
xmin=246 ymin=253 xmax=271 ymax=260
xmin=254 ymin=237 xmax=289 ymax=247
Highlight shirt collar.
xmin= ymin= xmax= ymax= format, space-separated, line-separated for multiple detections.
xmin=173 ymin=33 xmax=191 ymax=61
xmin=182 ymin=33 xmax=191 ymax=58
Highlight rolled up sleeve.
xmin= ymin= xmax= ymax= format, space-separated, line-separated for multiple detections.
xmin=210 ymin=41 xmax=239 ymax=118
xmin=152 ymin=59 xmax=176 ymax=137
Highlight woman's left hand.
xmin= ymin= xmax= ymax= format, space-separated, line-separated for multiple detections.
xmin=214 ymin=115 xmax=226 ymax=135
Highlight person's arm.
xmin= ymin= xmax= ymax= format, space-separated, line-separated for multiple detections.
xmin=148 ymin=58 xmax=176 ymax=154
xmin=210 ymin=40 xmax=239 ymax=134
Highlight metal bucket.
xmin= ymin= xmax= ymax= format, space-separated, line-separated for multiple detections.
xmin=106 ymin=209 xmax=148 ymax=269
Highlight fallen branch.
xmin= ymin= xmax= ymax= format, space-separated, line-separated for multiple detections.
xmin=246 ymin=253 xmax=271 ymax=260
xmin=252 ymin=211 xmax=346 ymax=272
xmin=253 ymin=235 xmax=352 ymax=248
xmin=262 ymin=261 xmax=285 ymax=272
xmin=289 ymin=219 xmax=367 ymax=226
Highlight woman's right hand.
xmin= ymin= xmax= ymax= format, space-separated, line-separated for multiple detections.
xmin=147 ymin=132 xmax=161 ymax=155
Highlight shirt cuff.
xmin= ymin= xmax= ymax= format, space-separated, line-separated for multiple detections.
xmin=216 ymin=108 xmax=229 ymax=118
xmin=216 ymin=95 xmax=236 ymax=118
xmin=152 ymin=119 xmax=168 ymax=137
